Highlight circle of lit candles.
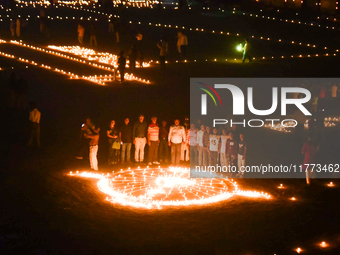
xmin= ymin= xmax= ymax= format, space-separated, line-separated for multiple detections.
xmin=69 ymin=167 xmax=271 ymax=209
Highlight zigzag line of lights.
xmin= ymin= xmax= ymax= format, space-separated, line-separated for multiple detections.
xmin=47 ymin=45 xmax=150 ymax=69
xmin=17 ymin=56 xmax=107 ymax=85
xmin=69 ymin=166 xmax=271 ymax=209
xmin=0 ymin=43 xmax=150 ymax=85
xmin=42 ymin=4 xmax=332 ymax=51
xmin=8 ymin=3 xmax=339 ymax=58
xmin=0 ymin=7 xmax=334 ymax=50
xmin=6 ymin=40 xmax=150 ymax=83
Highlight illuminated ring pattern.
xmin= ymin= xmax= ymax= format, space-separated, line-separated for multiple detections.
xmin=70 ymin=167 xmax=271 ymax=209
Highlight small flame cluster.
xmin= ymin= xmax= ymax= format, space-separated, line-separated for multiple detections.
xmin=304 ymin=118 xmax=339 ymax=129
xmin=264 ymin=121 xmax=295 ymax=133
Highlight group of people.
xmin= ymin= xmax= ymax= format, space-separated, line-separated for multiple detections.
xmin=77 ymin=115 xmax=191 ymax=171
xmin=188 ymin=123 xmax=247 ymax=177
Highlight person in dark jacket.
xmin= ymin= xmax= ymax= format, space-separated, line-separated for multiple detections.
xmin=133 ymin=114 xmax=148 ymax=163
xmin=118 ymin=51 xmax=126 ymax=82
xmin=120 ymin=118 xmax=133 ymax=164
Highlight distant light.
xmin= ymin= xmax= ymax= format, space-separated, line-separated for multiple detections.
xmin=319 ymin=241 xmax=329 ymax=248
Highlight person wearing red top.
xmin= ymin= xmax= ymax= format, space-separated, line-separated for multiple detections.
xmin=147 ymin=116 xmax=160 ymax=165
xmin=226 ymin=132 xmax=238 ymax=171
xmin=302 ymin=134 xmax=318 ymax=185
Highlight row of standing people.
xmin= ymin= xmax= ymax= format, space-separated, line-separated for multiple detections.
xmin=187 ymin=124 xmax=247 ymax=177
xmin=77 ymin=115 xmax=191 ymax=171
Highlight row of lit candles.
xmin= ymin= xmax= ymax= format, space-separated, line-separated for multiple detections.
xmin=15 ymin=2 xmax=330 ymax=51
xmin=8 ymin=40 xmax=150 ymax=82
xmin=9 ymin=2 xmax=336 ymax=52
xmin=1 ymin=40 xmax=150 ymax=84
xmin=217 ymin=7 xmax=340 ymax=31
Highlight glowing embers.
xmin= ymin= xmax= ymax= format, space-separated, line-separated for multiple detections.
xmin=69 ymin=167 xmax=271 ymax=209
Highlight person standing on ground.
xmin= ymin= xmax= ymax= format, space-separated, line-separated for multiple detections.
xmin=107 ymin=120 xmax=119 ymax=164
xmin=237 ymin=133 xmax=247 ymax=177
xmin=203 ymin=126 xmax=210 ymax=167
xmin=159 ymin=120 xmax=169 ymax=163
xmin=208 ymin=128 xmax=220 ymax=167
xmin=302 ymin=134 xmax=318 ymax=185
xmin=242 ymin=39 xmax=252 ymax=63
xmin=181 ymin=117 xmax=190 ymax=162
xmin=118 ymin=51 xmax=126 ymax=82
xmin=168 ymin=119 xmax=186 ymax=166
xmin=226 ymin=132 xmax=237 ymax=175
xmin=28 ymin=102 xmax=41 ymax=149
xmin=187 ymin=123 xmax=198 ymax=166
xmin=76 ymin=118 xmax=96 ymax=160
xmin=90 ymin=24 xmax=97 ymax=46
xmin=157 ymin=39 xmax=168 ymax=70
xmin=177 ymin=31 xmax=188 ymax=56
xmin=113 ymin=18 xmax=120 ymax=43
xmin=109 ymin=20 xmax=114 ymax=33
xmin=77 ymin=22 xmax=85 ymax=45
xmin=139 ymin=52 xmax=144 ymax=69
xmin=120 ymin=117 xmax=132 ymax=164
xmin=10 ymin=19 xmax=15 ymax=37
xmin=16 ymin=17 xmax=21 ymax=37
xmin=147 ymin=116 xmax=160 ymax=165
xmin=129 ymin=45 xmax=138 ymax=70
xmin=133 ymin=114 xmax=148 ymax=164
xmin=197 ymin=124 xmax=205 ymax=166
xmin=219 ymin=128 xmax=229 ymax=169
xmin=84 ymin=127 xmax=100 ymax=171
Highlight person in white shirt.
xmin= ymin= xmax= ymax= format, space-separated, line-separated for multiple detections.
xmin=196 ymin=124 xmax=205 ymax=166
xmin=28 ymin=102 xmax=41 ymax=148
xmin=187 ymin=123 xmax=197 ymax=165
xmin=209 ymin=128 xmax=220 ymax=166
xmin=177 ymin=31 xmax=188 ymax=56
xmin=220 ymin=129 xmax=229 ymax=168
xmin=168 ymin=119 xmax=186 ymax=166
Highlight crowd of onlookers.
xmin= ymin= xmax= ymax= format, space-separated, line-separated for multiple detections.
xmin=75 ymin=115 xmax=249 ymax=178
xmin=76 ymin=115 xmax=191 ymax=171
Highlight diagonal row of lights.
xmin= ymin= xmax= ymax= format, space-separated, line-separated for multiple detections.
xmin=0 ymin=39 xmax=150 ymax=84
xmin=218 ymin=7 xmax=340 ymax=31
